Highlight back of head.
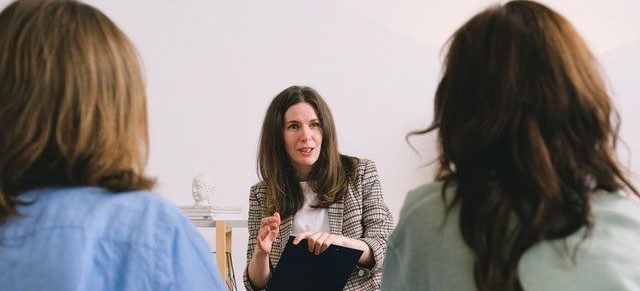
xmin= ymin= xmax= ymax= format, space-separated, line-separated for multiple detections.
xmin=419 ymin=0 xmax=638 ymax=290
xmin=0 ymin=0 xmax=154 ymax=223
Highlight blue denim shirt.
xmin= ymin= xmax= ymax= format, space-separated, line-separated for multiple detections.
xmin=0 ymin=187 xmax=225 ymax=291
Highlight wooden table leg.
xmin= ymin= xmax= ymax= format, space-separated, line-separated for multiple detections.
xmin=215 ymin=220 xmax=227 ymax=283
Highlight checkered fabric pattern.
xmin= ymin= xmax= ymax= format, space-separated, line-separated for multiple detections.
xmin=243 ymin=158 xmax=394 ymax=291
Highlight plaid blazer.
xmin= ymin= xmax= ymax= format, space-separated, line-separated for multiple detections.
xmin=243 ymin=158 xmax=394 ymax=291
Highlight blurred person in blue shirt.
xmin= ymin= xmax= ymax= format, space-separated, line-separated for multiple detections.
xmin=0 ymin=1 xmax=225 ymax=290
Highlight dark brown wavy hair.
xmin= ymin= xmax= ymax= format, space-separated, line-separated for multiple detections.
xmin=0 ymin=0 xmax=154 ymax=224
xmin=411 ymin=1 xmax=638 ymax=290
xmin=258 ymin=86 xmax=357 ymax=218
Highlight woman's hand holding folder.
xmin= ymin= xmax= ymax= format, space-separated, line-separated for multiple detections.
xmin=292 ymin=231 xmax=373 ymax=267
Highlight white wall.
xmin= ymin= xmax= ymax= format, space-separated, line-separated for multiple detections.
xmin=3 ymin=1 xmax=638 ymax=289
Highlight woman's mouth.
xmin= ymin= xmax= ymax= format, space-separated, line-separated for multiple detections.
xmin=298 ymin=147 xmax=314 ymax=155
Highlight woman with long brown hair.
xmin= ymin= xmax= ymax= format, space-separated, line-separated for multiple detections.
xmin=244 ymin=86 xmax=394 ymax=290
xmin=0 ymin=1 xmax=224 ymax=290
xmin=382 ymin=1 xmax=640 ymax=290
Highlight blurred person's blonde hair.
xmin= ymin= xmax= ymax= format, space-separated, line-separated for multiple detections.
xmin=0 ymin=0 xmax=154 ymax=224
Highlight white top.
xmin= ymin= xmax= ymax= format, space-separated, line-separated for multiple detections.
xmin=382 ymin=181 xmax=640 ymax=291
xmin=291 ymin=182 xmax=330 ymax=235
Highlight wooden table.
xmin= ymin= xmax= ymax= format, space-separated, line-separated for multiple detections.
xmin=192 ymin=219 xmax=248 ymax=290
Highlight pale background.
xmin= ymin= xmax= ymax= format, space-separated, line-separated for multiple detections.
xmin=2 ymin=0 xmax=638 ymax=289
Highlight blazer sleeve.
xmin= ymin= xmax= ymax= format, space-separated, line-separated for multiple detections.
xmin=243 ymin=184 xmax=267 ymax=291
xmin=358 ymin=159 xmax=394 ymax=272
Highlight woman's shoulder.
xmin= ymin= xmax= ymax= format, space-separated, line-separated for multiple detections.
xmin=400 ymin=181 xmax=450 ymax=222
xmin=19 ymin=186 xmax=178 ymax=219
xmin=90 ymin=188 xmax=199 ymax=250
xmin=390 ymin=182 xmax=463 ymax=260
xmin=249 ymin=181 xmax=268 ymax=201
xmin=586 ymin=189 xmax=640 ymax=238
xmin=406 ymin=181 xmax=450 ymax=202
xmin=519 ymin=189 xmax=640 ymax=290
xmin=591 ymin=189 xmax=640 ymax=215
xmin=347 ymin=156 xmax=377 ymax=177
xmin=352 ymin=156 xmax=373 ymax=168
xmin=250 ymin=181 xmax=266 ymax=191
xmin=389 ymin=181 xmax=459 ymax=243
xmin=83 ymin=187 xmax=188 ymax=231
xmin=11 ymin=187 xmax=189 ymax=245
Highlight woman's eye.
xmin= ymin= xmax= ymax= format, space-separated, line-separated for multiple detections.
xmin=310 ymin=123 xmax=321 ymax=128
xmin=288 ymin=124 xmax=299 ymax=130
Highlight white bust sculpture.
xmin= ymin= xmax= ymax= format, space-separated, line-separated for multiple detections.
xmin=192 ymin=172 xmax=214 ymax=207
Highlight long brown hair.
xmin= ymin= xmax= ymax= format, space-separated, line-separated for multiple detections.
xmin=411 ymin=1 xmax=638 ymax=290
xmin=258 ymin=86 xmax=357 ymax=218
xmin=0 ymin=0 xmax=154 ymax=224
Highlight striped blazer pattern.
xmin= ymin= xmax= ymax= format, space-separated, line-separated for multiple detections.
xmin=243 ymin=158 xmax=394 ymax=291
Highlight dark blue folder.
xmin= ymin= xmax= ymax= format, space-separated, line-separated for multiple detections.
xmin=266 ymin=236 xmax=363 ymax=291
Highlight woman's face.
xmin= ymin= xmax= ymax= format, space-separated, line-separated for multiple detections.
xmin=283 ymin=102 xmax=323 ymax=180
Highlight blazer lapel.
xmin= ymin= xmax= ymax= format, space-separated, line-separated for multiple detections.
xmin=328 ymin=195 xmax=344 ymax=235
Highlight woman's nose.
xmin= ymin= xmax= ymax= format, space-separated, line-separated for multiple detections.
xmin=300 ymin=125 xmax=311 ymax=140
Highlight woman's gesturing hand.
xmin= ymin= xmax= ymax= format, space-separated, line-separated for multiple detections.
xmin=256 ymin=212 xmax=280 ymax=255
xmin=293 ymin=231 xmax=345 ymax=255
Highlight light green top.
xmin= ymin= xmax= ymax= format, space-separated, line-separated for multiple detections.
xmin=382 ymin=181 xmax=640 ymax=291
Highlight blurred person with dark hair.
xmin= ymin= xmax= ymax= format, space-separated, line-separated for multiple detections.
xmin=382 ymin=1 xmax=640 ymax=290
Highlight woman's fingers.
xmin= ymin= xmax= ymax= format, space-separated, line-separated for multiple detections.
xmin=307 ymin=232 xmax=323 ymax=254
xmin=260 ymin=212 xmax=281 ymax=227
xmin=268 ymin=224 xmax=279 ymax=240
xmin=294 ymin=231 xmax=336 ymax=254
xmin=309 ymin=232 xmax=331 ymax=255
xmin=260 ymin=217 xmax=277 ymax=228
xmin=273 ymin=212 xmax=280 ymax=222
xmin=292 ymin=232 xmax=350 ymax=255
xmin=259 ymin=213 xmax=280 ymax=234
xmin=306 ymin=232 xmax=344 ymax=255
xmin=317 ymin=233 xmax=332 ymax=254
xmin=257 ymin=226 xmax=268 ymax=239
xmin=256 ymin=228 xmax=271 ymax=253
xmin=293 ymin=231 xmax=312 ymax=245
xmin=255 ymin=212 xmax=281 ymax=255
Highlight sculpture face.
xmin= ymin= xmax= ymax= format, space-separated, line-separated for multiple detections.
xmin=192 ymin=172 xmax=214 ymax=207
